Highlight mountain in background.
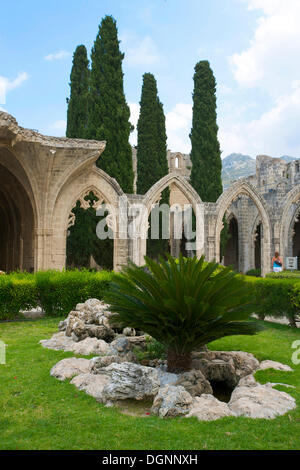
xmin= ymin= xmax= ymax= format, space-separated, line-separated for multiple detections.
xmin=222 ymin=153 xmax=300 ymax=188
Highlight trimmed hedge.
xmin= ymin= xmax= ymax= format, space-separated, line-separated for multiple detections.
xmin=0 ymin=270 xmax=113 ymax=320
xmin=266 ymin=271 xmax=300 ymax=279
xmin=245 ymin=275 xmax=300 ymax=327
xmin=1 ymin=266 xmax=300 ymax=327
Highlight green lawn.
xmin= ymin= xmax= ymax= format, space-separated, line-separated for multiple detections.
xmin=0 ymin=318 xmax=299 ymax=450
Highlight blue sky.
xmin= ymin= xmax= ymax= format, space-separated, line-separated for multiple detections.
xmin=1 ymin=0 xmax=300 ymax=158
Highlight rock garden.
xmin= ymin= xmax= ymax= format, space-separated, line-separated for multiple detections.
xmin=41 ymin=296 xmax=296 ymax=421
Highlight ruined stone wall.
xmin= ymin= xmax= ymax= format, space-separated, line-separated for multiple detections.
xmin=2 ymin=111 xmax=300 ymax=275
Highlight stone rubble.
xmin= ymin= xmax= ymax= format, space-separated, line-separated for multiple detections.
xmin=100 ymin=362 xmax=160 ymax=401
xmin=229 ymin=384 xmax=296 ymax=419
xmin=186 ymin=394 xmax=234 ymax=421
xmin=50 ymin=358 xmax=91 ymax=381
xmin=43 ymin=299 xmax=297 ymax=421
xmin=151 ymin=385 xmax=193 ymax=417
xmin=258 ymin=360 xmax=293 ymax=372
xmin=70 ymin=373 xmax=110 ymax=402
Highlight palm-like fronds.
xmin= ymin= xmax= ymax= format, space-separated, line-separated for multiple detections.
xmin=104 ymin=255 xmax=262 ymax=364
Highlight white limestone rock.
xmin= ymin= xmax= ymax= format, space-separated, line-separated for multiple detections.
xmin=156 ymin=369 xmax=178 ymax=387
xmin=123 ymin=327 xmax=136 ymax=337
xmin=40 ymin=332 xmax=75 ymax=351
xmin=50 ymin=358 xmax=91 ymax=381
xmin=100 ymin=362 xmax=160 ymax=401
xmin=175 ymin=369 xmax=213 ymax=397
xmin=238 ymin=374 xmax=258 ymax=387
xmin=70 ymin=373 xmax=110 ymax=402
xmin=186 ymin=394 xmax=234 ymax=421
xmin=151 ymin=385 xmax=193 ymax=417
xmin=40 ymin=332 xmax=110 ymax=355
xmin=72 ymin=337 xmax=110 ymax=356
xmin=259 ymin=360 xmax=293 ymax=372
xmin=229 ymin=384 xmax=296 ymax=418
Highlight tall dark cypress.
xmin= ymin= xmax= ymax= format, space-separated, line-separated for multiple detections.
xmin=87 ymin=15 xmax=134 ymax=193
xmin=66 ymin=45 xmax=89 ymax=138
xmin=136 ymin=73 xmax=169 ymax=259
xmin=136 ymin=73 xmax=168 ymax=195
xmin=189 ymin=61 xmax=223 ymax=202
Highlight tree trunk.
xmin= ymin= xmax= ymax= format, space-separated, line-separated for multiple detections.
xmin=167 ymin=350 xmax=192 ymax=373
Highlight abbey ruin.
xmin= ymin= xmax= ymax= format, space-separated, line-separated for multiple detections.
xmin=1 ymin=111 xmax=300 ymax=277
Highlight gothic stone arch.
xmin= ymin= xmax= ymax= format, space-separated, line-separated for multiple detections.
xmin=214 ymin=180 xmax=272 ymax=276
xmin=131 ymin=173 xmax=205 ymax=266
xmin=280 ymin=186 xmax=300 ymax=259
xmin=50 ymin=167 xmax=126 ymax=272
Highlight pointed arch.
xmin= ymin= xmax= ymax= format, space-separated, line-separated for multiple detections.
xmin=134 ymin=173 xmax=204 ymax=265
xmin=215 ymin=180 xmax=272 ymax=276
xmin=280 ymin=185 xmax=300 ymax=258
xmin=50 ymin=166 xmax=125 ymax=271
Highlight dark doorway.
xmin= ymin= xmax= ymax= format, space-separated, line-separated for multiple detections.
xmin=293 ymin=219 xmax=300 ymax=260
xmin=224 ymin=217 xmax=239 ymax=271
xmin=254 ymin=223 xmax=262 ymax=270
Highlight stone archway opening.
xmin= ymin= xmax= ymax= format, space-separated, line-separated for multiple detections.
xmin=146 ymin=181 xmax=199 ymax=261
xmin=0 ymin=163 xmax=35 ymax=272
xmin=66 ymin=191 xmax=114 ymax=270
xmin=254 ymin=223 xmax=262 ymax=271
xmin=223 ymin=216 xmax=239 ymax=271
xmin=292 ymin=216 xmax=300 ymax=261
xmin=215 ymin=184 xmax=272 ymax=276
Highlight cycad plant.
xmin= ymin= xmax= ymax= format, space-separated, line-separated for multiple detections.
xmin=105 ymin=255 xmax=261 ymax=373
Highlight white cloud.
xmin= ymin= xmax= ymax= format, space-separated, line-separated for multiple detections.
xmin=222 ymin=1 xmax=300 ymax=157
xmin=128 ymin=101 xmax=192 ymax=154
xmin=124 ymin=36 xmax=160 ymax=67
xmin=230 ymin=1 xmax=300 ymax=94
xmin=49 ymin=120 xmax=66 ymax=136
xmin=129 ymin=102 xmax=140 ymax=146
xmin=219 ymin=82 xmax=300 ymax=157
xmin=166 ymin=103 xmax=192 ymax=153
xmin=0 ymin=72 xmax=29 ymax=104
xmin=44 ymin=51 xmax=71 ymax=61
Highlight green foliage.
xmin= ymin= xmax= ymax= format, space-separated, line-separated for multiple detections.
xmin=87 ymin=15 xmax=134 ymax=193
xmin=136 ymin=73 xmax=168 ymax=195
xmin=220 ymin=215 xmax=230 ymax=261
xmin=247 ymin=276 xmax=300 ymax=326
xmin=246 ymin=268 xmax=262 ymax=277
xmin=267 ymin=271 xmax=300 ymax=279
xmin=0 ymin=274 xmax=38 ymax=319
xmin=190 ymin=61 xmax=223 ymax=202
xmin=134 ymin=337 xmax=166 ymax=362
xmin=66 ymin=192 xmax=113 ymax=270
xmin=136 ymin=73 xmax=169 ymax=258
xmin=66 ymin=45 xmax=90 ymax=138
xmin=0 ymin=270 xmax=113 ymax=320
xmin=104 ymin=255 xmax=261 ymax=370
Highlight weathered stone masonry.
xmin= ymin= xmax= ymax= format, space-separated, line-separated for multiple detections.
xmin=1 ymin=112 xmax=299 ymax=276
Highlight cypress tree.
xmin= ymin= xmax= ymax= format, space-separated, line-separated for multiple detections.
xmin=136 ymin=73 xmax=169 ymax=259
xmin=66 ymin=45 xmax=89 ymax=138
xmin=136 ymin=73 xmax=168 ymax=195
xmin=189 ymin=60 xmax=223 ymax=202
xmin=87 ymin=15 xmax=134 ymax=193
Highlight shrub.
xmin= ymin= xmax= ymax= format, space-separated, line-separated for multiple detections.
xmin=104 ymin=254 xmax=262 ymax=373
xmin=247 ymin=276 xmax=300 ymax=327
xmin=0 ymin=269 xmax=113 ymax=320
xmin=246 ymin=268 xmax=261 ymax=277
xmin=266 ymin=271 xmax=300 ymax=279
xmin=0 ymin=275 xmax=38 ymax=320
